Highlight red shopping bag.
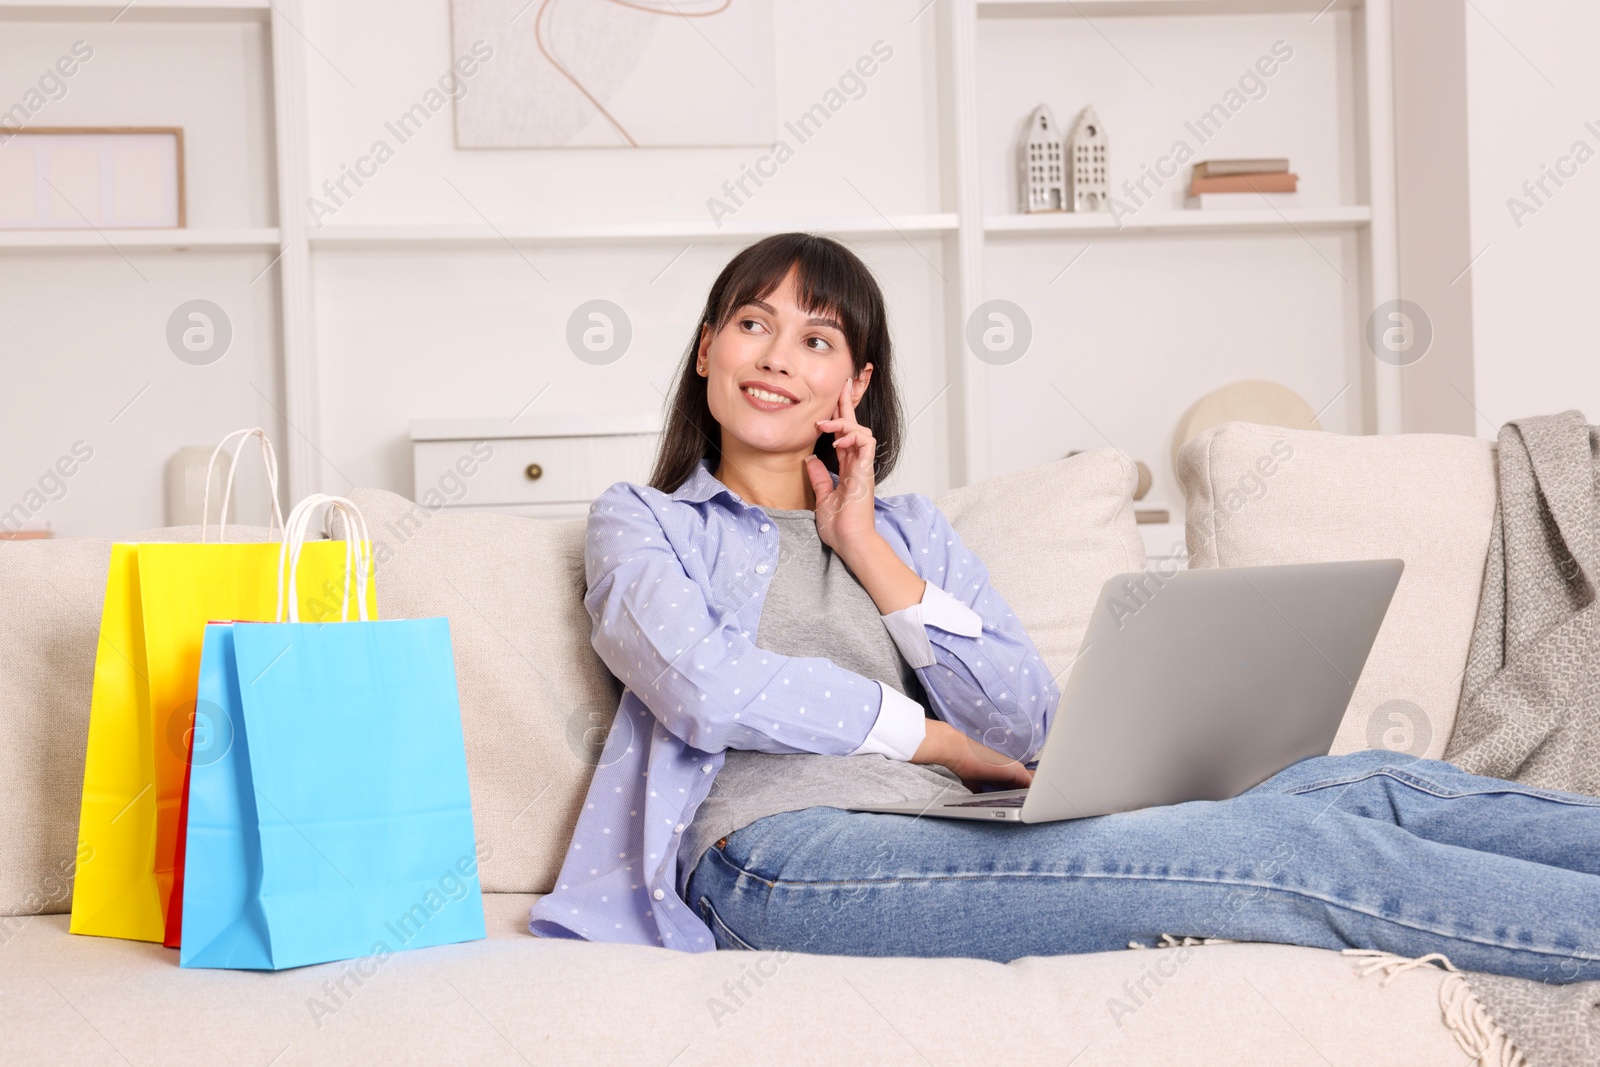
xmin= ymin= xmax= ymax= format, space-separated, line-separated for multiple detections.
xmin=164 ymin=711 xmax=200 ymax=948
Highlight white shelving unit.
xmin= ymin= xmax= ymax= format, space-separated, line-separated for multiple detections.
xmin=4 ymin=0 xmax=1399 ymax=505
xmin=0 ymin=228 xmax=281 ymax=250
xmin=984 ymin=206 xmax=1372 ymax=235
xmin=978 ymin=0 xmax=1361 ymax=15
xmin=1 ymin=0 xmax=313 ymax=498
xmin=309 ymin=214 xmax=959 ymax=249
xmin=0 ymin=0 xmax=270 ymax=20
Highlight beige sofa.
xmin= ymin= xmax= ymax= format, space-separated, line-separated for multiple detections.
xmin=0 ymin=423 xmax=1504 ymax=1065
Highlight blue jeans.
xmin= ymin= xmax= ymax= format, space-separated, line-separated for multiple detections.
xmin=682 ymin=749 xmax=1600 ymax=982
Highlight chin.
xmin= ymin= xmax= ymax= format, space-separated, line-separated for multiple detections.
xmin=729 ymin=419 xmax=801 ymax=450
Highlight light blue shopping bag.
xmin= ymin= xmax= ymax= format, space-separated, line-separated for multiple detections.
xmin=179 ymin=495 xmax=485 ymax=970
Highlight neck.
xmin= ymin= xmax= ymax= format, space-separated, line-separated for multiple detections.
xmin=713 ymin=445 xmax=817 ymax=510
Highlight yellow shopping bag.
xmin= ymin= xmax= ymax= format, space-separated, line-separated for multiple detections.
xmin=70 ymin=430 xmax=377 ymax=942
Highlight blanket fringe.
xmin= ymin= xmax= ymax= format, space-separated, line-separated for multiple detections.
xmin=1344 ymin=949 xmax=1527 ymax=1067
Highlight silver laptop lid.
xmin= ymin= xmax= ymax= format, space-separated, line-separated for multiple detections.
xmin=1020 ymin=559 xmax=1403 ymax=822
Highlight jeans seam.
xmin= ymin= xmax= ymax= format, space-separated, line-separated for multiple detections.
xmin=1284 ymin=767 xmax=1600 ymax=806
xmin=756 ymin=870 xmax=1600 ymax=963
xmin=697 ymin=893 xmax=760 ymax=951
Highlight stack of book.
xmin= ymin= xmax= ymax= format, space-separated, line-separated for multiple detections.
xmin=1185 ymin=159 xmax=1297 ymax=210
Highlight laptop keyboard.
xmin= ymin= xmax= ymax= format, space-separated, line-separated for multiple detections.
xmin=949 ymin=794 xmax=1027 ymax=808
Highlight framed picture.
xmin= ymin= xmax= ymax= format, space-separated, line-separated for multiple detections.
xmin=449 ymin=0 xmax=775 ymax=148
xmin=0 ymin=127 xmax=185 ymax=229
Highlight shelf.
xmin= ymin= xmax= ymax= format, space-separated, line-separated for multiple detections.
xmin=309 ymin=214 xmax=960 ymax=249
xmin=984 ymin=206 xmax=1370 ymax=236
xmin=0 ymin=228 xmax=281 ymax=250
xmin=977 ymin=0 xmax=1360 ymax=16
xmin=0 ymin=0 xmax=269 ymax=20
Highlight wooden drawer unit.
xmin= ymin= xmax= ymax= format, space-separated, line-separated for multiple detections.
xmin=410 ymin=415 xmax=662 ymax=519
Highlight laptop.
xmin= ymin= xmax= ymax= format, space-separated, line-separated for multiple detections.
xmin=847 ymin=559 xmax=1403 ymax=823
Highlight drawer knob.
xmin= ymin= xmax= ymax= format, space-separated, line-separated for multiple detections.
xmin=524 ymin=462 xmax=543 ymax=481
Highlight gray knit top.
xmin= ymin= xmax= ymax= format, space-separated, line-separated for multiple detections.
xmin=677 ymin=505 xmax=971 ymax=896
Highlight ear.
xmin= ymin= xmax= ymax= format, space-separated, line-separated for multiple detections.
xmin=852 ymin=363 xmax=874 ymax=404
xmin=696 ymin=322 xmax=712 ymax=375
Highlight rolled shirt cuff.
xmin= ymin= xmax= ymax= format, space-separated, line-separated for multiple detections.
xmin=848 ymin=681 xmax=929 ymax=761
xmin=881 ymin=580 xmax=985 ymax=669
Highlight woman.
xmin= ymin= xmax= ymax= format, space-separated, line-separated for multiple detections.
xmin=529 ymin=233 xmax=1600 ymax=983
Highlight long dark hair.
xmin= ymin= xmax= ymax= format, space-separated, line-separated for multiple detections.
xmin=647 ymin=232 xmax=905 ymax=494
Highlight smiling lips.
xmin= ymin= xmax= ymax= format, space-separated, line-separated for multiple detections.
xmin=741 ymin=383 xmax=799 ymax=411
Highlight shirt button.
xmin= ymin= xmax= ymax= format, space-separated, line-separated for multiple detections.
xmin=674 ymin=822 xmax=685 ymax=833
xmin=755 ymin=564 xmax=767 ymax=574
xmin=653 ymin=888 xmax=665 ymax=900
xmin=701 ymin=763 xmax=712 ymax=773
xmin=760 ymin=523 xmax=770 ymax=532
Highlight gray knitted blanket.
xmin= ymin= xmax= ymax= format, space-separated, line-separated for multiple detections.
xmin=1446 ymin=409 xmax=1600 ymax=789
xmin=1441 ymin=410 xmax=1600 ymax=1066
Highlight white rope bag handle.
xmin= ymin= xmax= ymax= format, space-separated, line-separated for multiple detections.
xmin=201 ymin=427 xmax=287 ymax=543
xmin=275 ymin=493 xmax=373 ymax=624
xmin=275 ymin=494 xmax=372 ymax=624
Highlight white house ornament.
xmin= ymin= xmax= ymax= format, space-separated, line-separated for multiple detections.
xmin=1068 ymin=106 xmax=1109 ymax=212
xmin=1018 ymin=104 xmax=1067 ymax=213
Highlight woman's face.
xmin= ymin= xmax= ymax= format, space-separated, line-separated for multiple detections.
xmin=697 ymin=267 xmax=871 ymax=455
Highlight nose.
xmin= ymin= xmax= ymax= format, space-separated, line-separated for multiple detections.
xmin=755 ymin=346 xmax=793 ymax=379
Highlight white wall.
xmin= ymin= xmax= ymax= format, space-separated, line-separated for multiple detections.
xmin=1463 ymin=0 xmax=1600 ymax=431
xmin=1393 ymin=0 xmax=1475 ymax=436
xmin=301 ymin=2 xmax=943 ymax=229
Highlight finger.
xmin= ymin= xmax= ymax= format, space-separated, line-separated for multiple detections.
xmin=841 ymin=437 xmax=878 ymax=464
xmin=803 ymin=454 xmax=832 ymax=502
xmin=828 ymin=396 xmax=860 ymax=435
xmin=840 ymin=376 xmax=859 ymax=422
xmin=838 ymin=425 xmax=876 ymax=451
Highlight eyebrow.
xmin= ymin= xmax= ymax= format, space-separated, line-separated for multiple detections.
xmin=741 ymin=298 xmax=844 ymax=334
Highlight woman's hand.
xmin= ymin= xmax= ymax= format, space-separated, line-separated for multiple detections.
xmin=912 ymin=719 xmax=1034 ymax=792
xmin=807 ymin=377 xmax=878 ymax=555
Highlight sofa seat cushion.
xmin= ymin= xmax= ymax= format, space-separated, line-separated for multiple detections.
xmin=0 ymin=895 xmax=1468 ymax=1065
xmin=1176 ymin=422 xmax=1498 ymax=759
